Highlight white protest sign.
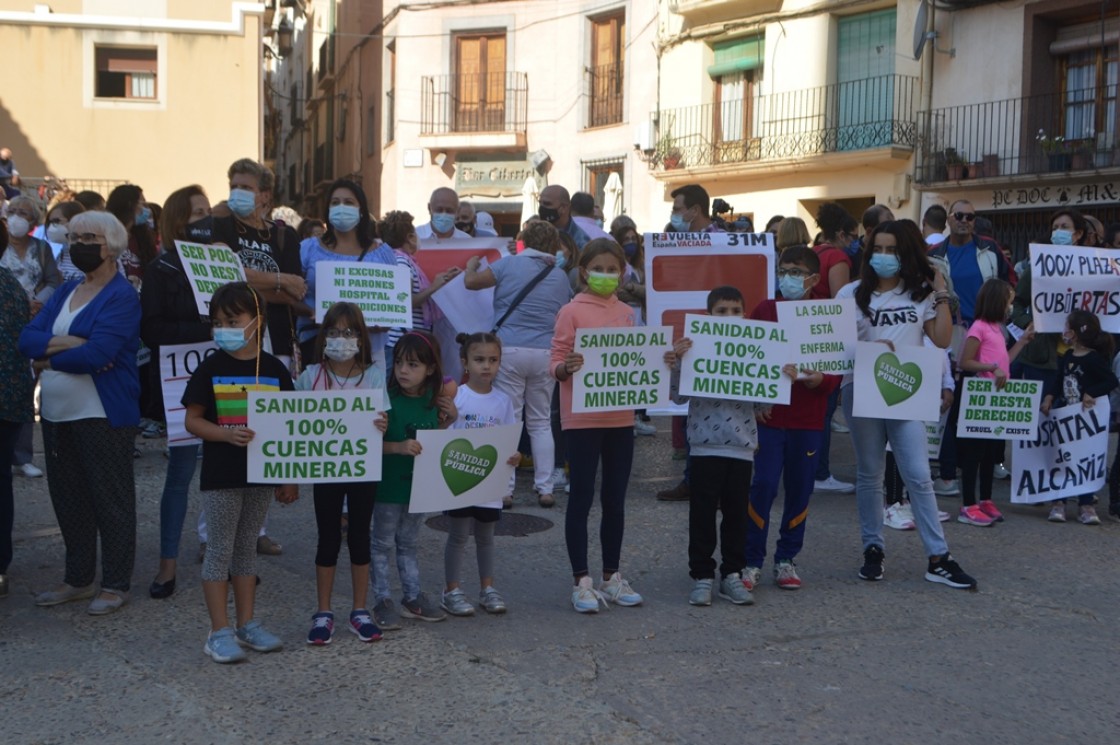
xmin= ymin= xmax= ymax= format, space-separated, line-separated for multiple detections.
xmin=1011 ymin=399 xmax=1110 ymax=503
xmin=644 ymin=232 xmax=774 ymax=338
xmin=678 ymin=313 xmax=791 ymax=404
xmin=1030 ymin=243 xmax=1120 ymax=332
xmin=174 ymin=241 xmax=247 ymax=315
xmin=572 ymin=327 xmax=673 ymax=413
xmin=852 ymin=342 xmax=943 ymax=421
xmin=314 ymin=261 xmax=412 ymax=328
xmin=160 ymin=341 xmax=218 ymax=447
xmin=408 ymin=424 xmax=522 ymax=513
xmin=246 ymin=390 xmax=384 ymax=483
xmin=778 ymin=297 xmax=857 ymax=375
xmin=885 ymin=409 xmax=948 ymax=459
xmin=956 ymin=378 xmax=1043 ymax=441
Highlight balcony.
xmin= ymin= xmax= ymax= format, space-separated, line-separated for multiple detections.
xmin=669 ymin=0 xmax=781 ymax=26
xmin=317 ymin=35 xmax=335 ymax=90
xmin=650 ymin=74 xmax=918 ymax=176
xmin=420 ymin=71 xmax=528 ymax=151
xmin=588 ymin=61 xmax=624 ymax=129
xmin=915 ymin=87 xmax=1119 ymax=184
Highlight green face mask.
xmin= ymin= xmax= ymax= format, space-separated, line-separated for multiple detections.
xmin=586 ymin=271 xmax=620 ymax=296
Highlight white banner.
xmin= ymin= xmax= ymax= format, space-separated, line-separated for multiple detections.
xmin=1011 ymin=399 xmax=1110 ymax=503
xmin=956 ymin=378 xmax=1043 ymax=441
xmin=246 ymin=390 xmax=385 ymax=483
xmin=678 ymin=313 xmax=791 ymax=404
xmin=174 ymin=241 xmax=247 ymax=316
xmin=159 ymin=341 xmax=218 ymax=447
xmin=851 ymin=342 xmax=943 ymax=421
xmin=1029 ymin=243 xmax=1120 ymax=332
xmin=778 ymin=297 xmax=857 ymax=375
xmin=314 ymin=261 xmax=413 ymax=328
xmin=572 ymin=327 xmax=673 ymax=412
xmin=408 ymin=424 xmax=522 ymax=513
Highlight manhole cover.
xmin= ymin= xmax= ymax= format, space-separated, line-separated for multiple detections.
xmin=425 ymin=513 xmax=554 ymax=536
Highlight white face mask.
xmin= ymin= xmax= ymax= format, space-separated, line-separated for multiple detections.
xmin=6 ymin=215 xmax=30 ymax=238
xmin=324 ymin=337 xmax=360 ymax=362
xmin=46 ymin=223 xmax=69 ymax=244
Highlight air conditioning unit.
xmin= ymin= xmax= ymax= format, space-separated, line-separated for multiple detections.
xmin=634 ymin=120 xmax=655 ymax=153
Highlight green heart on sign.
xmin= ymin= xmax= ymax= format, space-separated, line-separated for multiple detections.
xmin=440 ymin=439 xmax=498 ymax=496
xmin=873 ymin=353 xmax=923 ymax=406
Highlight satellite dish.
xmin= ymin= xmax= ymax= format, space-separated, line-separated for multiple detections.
xmin=913 ymin=0 xmax=929 ymax=61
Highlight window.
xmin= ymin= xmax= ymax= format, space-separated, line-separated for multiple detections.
xmin=386 ymin=42 xmax=396 ymax=143
xmin=1061 ymin=44 xmax=1118 ymax=151
xmin=454 ymin=32 xmax=507 ymax=132
xmin=589 ymin=12 xmax=625 ymax=128
xmin=836 ymin=9 xmax=897 ymax=150
xmin=583 ymin=158 xmax=625 ymax=212
xmin=95 ymin=47 xmax=157 ymax=99
xmin=708 ymin=36 xmax=763 ymax=161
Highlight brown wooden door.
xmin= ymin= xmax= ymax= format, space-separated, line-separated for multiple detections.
xmin=456 ymin=33 xmax=506 ymax=132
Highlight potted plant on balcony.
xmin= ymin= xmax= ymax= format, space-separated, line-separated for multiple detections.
xmin=982 ymin=153 xmax=1000 ymax=178
xmin=1037 ymin=129 xmax=1071 ymax=172
xmin=1071 ymin=133 xmax=1094 ymax=171
xmin=944 ymin=147 xmax=966 ymax=181
xmin=658 ymin=115 xmax=683 ymax=170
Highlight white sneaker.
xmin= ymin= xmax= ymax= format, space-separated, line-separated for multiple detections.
xmin=884 ymin=502 xmax=916 ymax=530
xmin=599 ymin=572 xmax=643 ymax=606
xmin=993 ymin=463 xmax=1011 ymax=480
xmin=938 ymin=510 xmax=951 ymax=522
xmin=571 ymin=576 xmax=606 ymax=613
xmin=19 ymin=463 xmax=43 ymax=478
xmin=933 ymin=478 xmax=960 ymax=496
xmin=633 ymin=417 xmax=656 ymax=436
xmin=814 ymin=476 xmax=854 ymax=493
xmin=830 ymin=419 xmax=850 ymax=433
xmin=550 ymin=468 xmax=568 ymax=489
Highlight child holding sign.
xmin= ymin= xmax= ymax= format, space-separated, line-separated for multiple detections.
xmin=1041 ymin=310 xmax=1118 ymax=524
xmin=671 ymin=286 xmax=759 ymax=606
xmin=957 ymin=279 xmax=1033 ymax=527
xmin=296 ymin=303 xmax=389 ymax=645
xmin=372 ymin=330 xmax=458 ymax=628
xmin=440 ymin=332 xmax=520 ymax=617
xmin=552 ymin=239 xmax=649 ymax=613
xmin=182 ymin=282 xmax=297 ymax=664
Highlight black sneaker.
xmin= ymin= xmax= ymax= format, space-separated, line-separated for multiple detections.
xmin=1108 ymin=502 xmax=1120 ymax=519
xmin=925 ymin=554 xmax=977 ymax=590
xmin=859 ymin=545 xmax=885 ymax=581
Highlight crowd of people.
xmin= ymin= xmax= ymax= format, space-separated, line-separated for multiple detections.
xmin=1 ymin=153 xmax=1118 ymax=663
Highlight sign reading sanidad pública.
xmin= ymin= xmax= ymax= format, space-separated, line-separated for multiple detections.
xmin=677 ymin=313 xmax=791 ymax=404
xmin=851 ymin=342 xmax=943 ymax=421
xmin=955 ymin=378 xmax=1043 ymax=441
xmin=572 ymin=326 xmax=673 ymax=413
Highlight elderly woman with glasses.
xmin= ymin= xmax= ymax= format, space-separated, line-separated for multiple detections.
xmin=19 ymin=210 xmax=141 ymax=616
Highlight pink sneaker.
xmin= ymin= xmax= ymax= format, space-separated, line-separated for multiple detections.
xmin=977 ymin=500 xmax=1004 ymax=522
xmin=957 ymin=504 xmax=995 ymax=527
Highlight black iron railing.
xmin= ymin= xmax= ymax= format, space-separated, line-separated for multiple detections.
xmin=421 ymin=71 xmax=528 ymax=135
xmin=588 ymin=61 xmax=624 ymax=128
xmin=651 ymin=74 xmax=918 ymax=170
xmin=915 ymin=86 xmax=1119 ymax=183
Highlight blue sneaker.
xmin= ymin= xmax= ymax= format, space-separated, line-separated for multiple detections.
xmin=236 ymin=619 xmax=283 ymax=652
xmin=205 ymin=627 xmax=247 ymax=664
xmin=571 ymin=576 xmax=606 ymax=614
xmin=348 ymin=609 xmax=382 ymax=642
xmin=307 ymin=612 xmax=334 ymax=646
xmin=599 ymin=572 xmax=642 ymax=606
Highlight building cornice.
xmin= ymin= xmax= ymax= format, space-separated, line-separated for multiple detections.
xmin=0 ymin=2 xmax=264 ymax=36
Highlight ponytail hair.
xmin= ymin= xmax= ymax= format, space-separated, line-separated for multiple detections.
xmin=1067 ymin=310 xmax=1115 ymax=358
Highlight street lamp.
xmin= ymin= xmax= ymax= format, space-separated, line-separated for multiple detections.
xmin=277 ymin=17 xmax=293 ymax=57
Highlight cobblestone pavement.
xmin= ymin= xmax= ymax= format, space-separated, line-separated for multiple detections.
xmin=3 ymin=416 xmax=1118 ymax=744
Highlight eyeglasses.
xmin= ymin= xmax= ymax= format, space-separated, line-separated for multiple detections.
xmin=777 ymin=269 xmax=811 ymax=279
xmin=325 ymin=328 xmax=359 ymax=339
xmin=67 ymin=232 xmax=105 ymax=243
xmin=952 ymin=212 xmax=976 ymax=222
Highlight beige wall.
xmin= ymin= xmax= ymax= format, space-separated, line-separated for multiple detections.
xmin=0 ymin=1 xmax=263 ymax=205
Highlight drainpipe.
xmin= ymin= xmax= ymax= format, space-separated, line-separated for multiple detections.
xmin=920 ymin=1 xmax=936 ymax=160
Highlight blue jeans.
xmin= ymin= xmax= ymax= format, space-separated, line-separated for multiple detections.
xmin=370 ymin=502 xmax=422 ymax=603
xmin=814 ymin=387 xmax=840 ymax=480
xmin=842 ymin=384 xmax=949 ymax=557
xmin=747 ymin=426 xmax=821 ymax=568
xmin=159 ymin=444 xmax=199 ymax=559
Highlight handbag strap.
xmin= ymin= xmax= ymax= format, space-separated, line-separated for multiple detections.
xmin=492 ymin=261 xmax=554 ymax=332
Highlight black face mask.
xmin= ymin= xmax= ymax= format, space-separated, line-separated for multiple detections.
xmin=187 ymin=215 xmax=214 ymax=243
xmin=70 ymin=242 xmax=106 ymax=273
xmin=455 ymin=221 xmax=474 ymax=234
xmin=537 ymin=205 xmax=560 ymax=224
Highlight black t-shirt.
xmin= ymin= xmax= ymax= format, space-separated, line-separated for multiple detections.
xmin=181 ymin=350 xmax=294 ymax=491
xmin=211 ymin=215 xmax=302 ymax=355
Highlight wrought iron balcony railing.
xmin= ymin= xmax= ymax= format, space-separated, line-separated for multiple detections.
xmin=915 ymin=86 xmax=1119 ymax=183
xmin=588 ymin=61 xmax=624 ymax=128
xmin=421 ymin=71 xmax=528 ymax=135
xmin=651 ymin=74 xmax=918 ymax=171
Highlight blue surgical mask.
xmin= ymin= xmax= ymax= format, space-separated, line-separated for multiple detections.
xmin=228 ymin=189 xmax=256 ymax=218
xmin=1050 ymin=229 xmax=1074 ymax=246
xmin=329 ymin=204 xmax=361 ymax=232
xmin=555 ymin=253 xmax=567 ymax=270
xmin=213 ymin=321 xmax=256 ymax=353
xmin=622 ymin=242 xmax=638 ymax=258
xmin=431 ymin=212 xmax=455 ymax=235
xmin=847 ymin=238 xmax=862 ymax=257
xmin=779 ymin=274 xmax=809 ymax=300
xmin=595 ymin=218 xmax=604 ymax=229
xmin=869 ymin=253 xmax=901 ymax=278
xmin=670 ymin=214 xmax=690 ymax=232
xmin=137 ymin=206 xmax=152 ymax=227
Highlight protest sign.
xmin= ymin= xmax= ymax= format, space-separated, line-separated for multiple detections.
xmin=1029 ymin=243 xmax=1120 ymax=332
xmin=571 ymin=327 xmax=673 ymax=412
xmin=956 ymin=378 xmax=1043 ymax=441
xmin=644 ymin=232 xmax=774 ymax=340
xmin=174 ymin=241 xmax=247 ymax=315
xmin=677 ymin=313 xmax=791 ymax=404
xmin=1011 ymin=399 xmax=1110 ymax=503
xmin=852 ymin=342 xmax=943 ymax=421
xmin=159 ymin=341 xmax=219 ymax=447
xmin=885 ymin=410 xmax=948 ymax=459
xmin=414 ymin=237 xmax=509 ymax=280
xmin=314 ymin=261 xmax=412 ymax=328
xmin=246 ymin=390 xmax=384 ymax=483
xmin=408 ymin=424 xmax=521 ymax=513
xmin=778 ymin=297 xmax=857 ymax=375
